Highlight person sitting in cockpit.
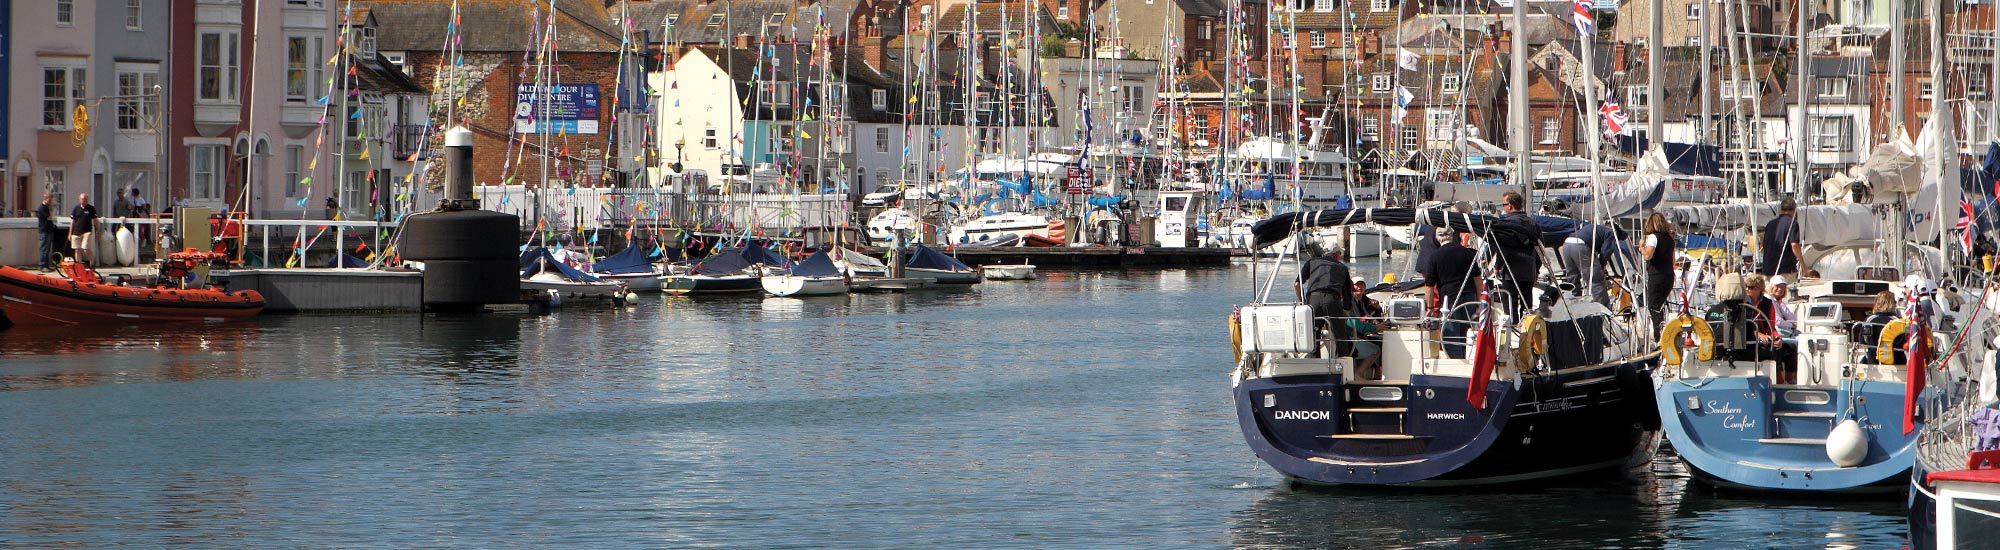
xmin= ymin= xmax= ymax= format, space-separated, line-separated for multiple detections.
xmin=1851 ymin=290 xmax=1906 ymax=365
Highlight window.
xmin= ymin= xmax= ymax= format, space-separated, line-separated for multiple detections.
xmin=189 ymin=146 xmax=225 ymax=200
xmin=1372 ymin=74 xmax=1391 ymax=92
xmin=1812 ymin=116 xmax=1853 ymax=152
xmin=766 ymin=13 xmax=786 ymax=35
xmin=877 ymin=127 xmax=891 ymax=153
xmin=1360 ymin=114 xmax=1380 ymax=141
xmin=1193 ymin=115 xmax=1210 ymax=138
xmin=928 ymin=133 xmax=943 ymax=152
xmin=1399 ymin=125 xmax=1418 ymax=150
xmin=878 ymin=170 xmax=891 ymax=187
xmin=1920 ymin=79 xmax=1935 ymax=100
xmin=871 ymin=89 xmax=888 ymax=110
xmin=1058 ymin=6 xmax=1069 ymax=19
xmin=1686 ymin=2 xmax=1700 ymax=19
xmin=703 ymin=127 xmax=719 ymax=149
xmin=1310 ymin=31 xmax=1326 ymax=49
xmin=1371 ymin=0 xmax=1390 ymax=11
xmin=1540 ymin=117 xmax=1559 ymax=144
xmin=116 ymin=68 xmax=160 ymax=131
xmin=706 ymin=14 xmax=723 ymax=27
xmin=1122 ymin=85 xmax=1143 ymax=113
xmin=1314 ymin=0 xmax=1333 ymax=10
xmin=1625 ymin=86 xmax=1648 ymax=108
xmin=1721 ymin=81 xmax=1755 ymax=99
xmin=56 ymin=0 xmax=73 ymax=25
xmin=359 ymin=26 xmax=377 ymax=58
xmin=1442 ymin=74 xmax=1461 ymax=94
xmin=1816 ymin=77 xmax=1848 ymax=99
xmin=198 ymin=30 xmax=242 ymax=102
xmin=663 ymin=15 xmax=679 ymax=34
xmin=1200 ymin=19 xmax=1213 ymax=40
xmin=285 ymin=146 xmax=305 ymax=197
xmin=286 ymin=36 xmax=325 ymax=102
xmin=42 ymin=65 xmax=85 ymax=129
xmin=127 ymin=0 xmax=144 ymax=30
xmin=1426 ymin=110 xmax=1456 ymax=141
xmin=773 ymin=82 xmax=791 ymax=106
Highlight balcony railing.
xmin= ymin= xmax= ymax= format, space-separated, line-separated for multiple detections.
xmin=393 ymin=124 xmax=429 ymax=160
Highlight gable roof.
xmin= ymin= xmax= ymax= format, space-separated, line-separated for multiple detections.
xmin=359 ymin=0 xmax=623 ymax=53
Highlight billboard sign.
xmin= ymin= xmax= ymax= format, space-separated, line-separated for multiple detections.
xmin=513 ymin=83 xmax=600 ymax=134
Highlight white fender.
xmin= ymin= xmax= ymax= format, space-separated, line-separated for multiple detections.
xmin=545 ymin=288 xmax=563 ymax=307
xmin=1825 ymin=419 xmax=1868 ymax=468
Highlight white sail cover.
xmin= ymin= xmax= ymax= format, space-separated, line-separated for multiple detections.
xmin=1665 ymin=202 xmax=1880 ymax=249
xmin=1912 ymin=109 xmax=1962 ymax=247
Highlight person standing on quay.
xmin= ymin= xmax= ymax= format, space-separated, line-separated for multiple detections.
xmin=70 ymin=193 xmax=98 ymax=266
xmin=34 ymin=193 xmax=58 ymax=271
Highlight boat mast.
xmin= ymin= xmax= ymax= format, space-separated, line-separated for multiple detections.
xmin=1791 ymin=0 xmax=1810 ymax=200
xmin=1508 ymin=0 xmax=1529 ymax=204
xmin=1647 ymin=0 xmax=1662 ymax=148
xmin=1889 ymin=0 xmax=1903 ymax=133
xmin=1699 ymin=0 xmax=1711 ymax=141
xmin=1928 ymin=0 xmax=1945 ymax=265
xmin=1581 ymin=3 xmax=1603 ymax=224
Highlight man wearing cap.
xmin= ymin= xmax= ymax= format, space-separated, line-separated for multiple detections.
xmin=1769 ymin=275 xmax=1799 ymax=336
xmin=1296 ymin=239 xmax=1355 ymax=357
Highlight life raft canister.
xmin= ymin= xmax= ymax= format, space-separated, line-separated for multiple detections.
xmin=1660 ymin=315 xmax=1716 ymax=365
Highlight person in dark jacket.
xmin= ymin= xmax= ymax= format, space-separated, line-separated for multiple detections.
xmin=1495 ymin=191 xmax=1543 ymax=316
xmin=34 ymin=193 xmax=58 ymax=271
xmin=1423 ymin=227 xmax=1484 ymax=358
xmin=1759 ymin=198 xmax=1804 ymax=279
xmin=69 ymin=193 xmax=98 ymax=266
xmin=1296 ymin=239 xmax=1355 ymax=357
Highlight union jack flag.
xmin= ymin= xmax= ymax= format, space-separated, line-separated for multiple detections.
xmin=1600 ymin=96 xmax=1629 ymax=139
xmin=1959 ymin=198 xmax=1976 ymax=254
xmin=1572 ymin=0 xmax=1594 ymax=37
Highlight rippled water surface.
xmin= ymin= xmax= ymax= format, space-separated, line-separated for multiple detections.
xmin=0 ymin=267 xmax=1908 ymax=548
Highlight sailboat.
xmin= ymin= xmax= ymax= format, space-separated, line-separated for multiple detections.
xmin=520 ymin=247 xmax=631 ymax=303
xmin=1229 ymin=208 xmax=1659 ymax=486
xmin=904 ymin=244 xmax=979 ymax=285
xmin=589 ymin=243 xmax=666 ymax=292
xmin=662 ymin=241 xmax=789 ymax=294
xmin=762 ymin=248 xmax=850 ymax=297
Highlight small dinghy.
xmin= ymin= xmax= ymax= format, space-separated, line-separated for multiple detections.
xmin=980 ymin=264 xmax=1036 ymax=281
xmin=590 ymin=243 xmax=667 ymax=292
xmin=664 ymin=242 xmax=788 ymax=295
xmin=762 ymin=249 xmax=849 ymax=297
xmin=519 ymin=247 xmax=630 ymax=304
xmin=905 ymin=244 xmax=980 ymax=285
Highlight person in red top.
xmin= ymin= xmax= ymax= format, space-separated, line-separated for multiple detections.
xmin=1743 ymin=274 xmax=1798 ymax=383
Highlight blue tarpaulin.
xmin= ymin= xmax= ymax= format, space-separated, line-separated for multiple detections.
xmin=592 ymin=244 xmax=657 ymax=275
xmin=906 ymin=244 xmax=972 ymax=271
xmin=321 ymin=253 xmax=369 ymax=268
xmin=695 ymin=242 xmax=790 ymax=276
xmin=790 ymin=249 xmax=842 ymax=277
xmin=1086 ymin=195 xmax=1124 ymax=208
xmin=519 ymin=247 xmax=602 ymax=281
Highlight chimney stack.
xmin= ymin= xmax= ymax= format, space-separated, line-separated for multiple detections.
xmin=863 ymin=29 xmax=886 ymax=69
xmin=735 ymin=32 xmax=752 ymax=49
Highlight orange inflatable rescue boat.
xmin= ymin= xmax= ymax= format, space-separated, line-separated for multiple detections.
xmin=0 ymin=253 xmax=264 ymax=327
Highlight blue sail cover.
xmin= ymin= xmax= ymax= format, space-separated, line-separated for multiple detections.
xmin=592 ymin=244 xmax=656 ymax=275
xmin=1086 ymin=195 xmax=1124 ymax=208
xmin=519 ymin=247 xmax=602 ymax=281
xmin=790 ymin=249 xmax=842 ymax=277
xmin=906 ymin=244 xmax=971 ymax=271
xmin=695 ymin=242 xmax=791 ymax=276
xmin=322 ymin=253 xmax=369 ymax=268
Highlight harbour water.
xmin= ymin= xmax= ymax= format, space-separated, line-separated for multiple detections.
xmin=0 ymin=267 xmax=1908 ymax=548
